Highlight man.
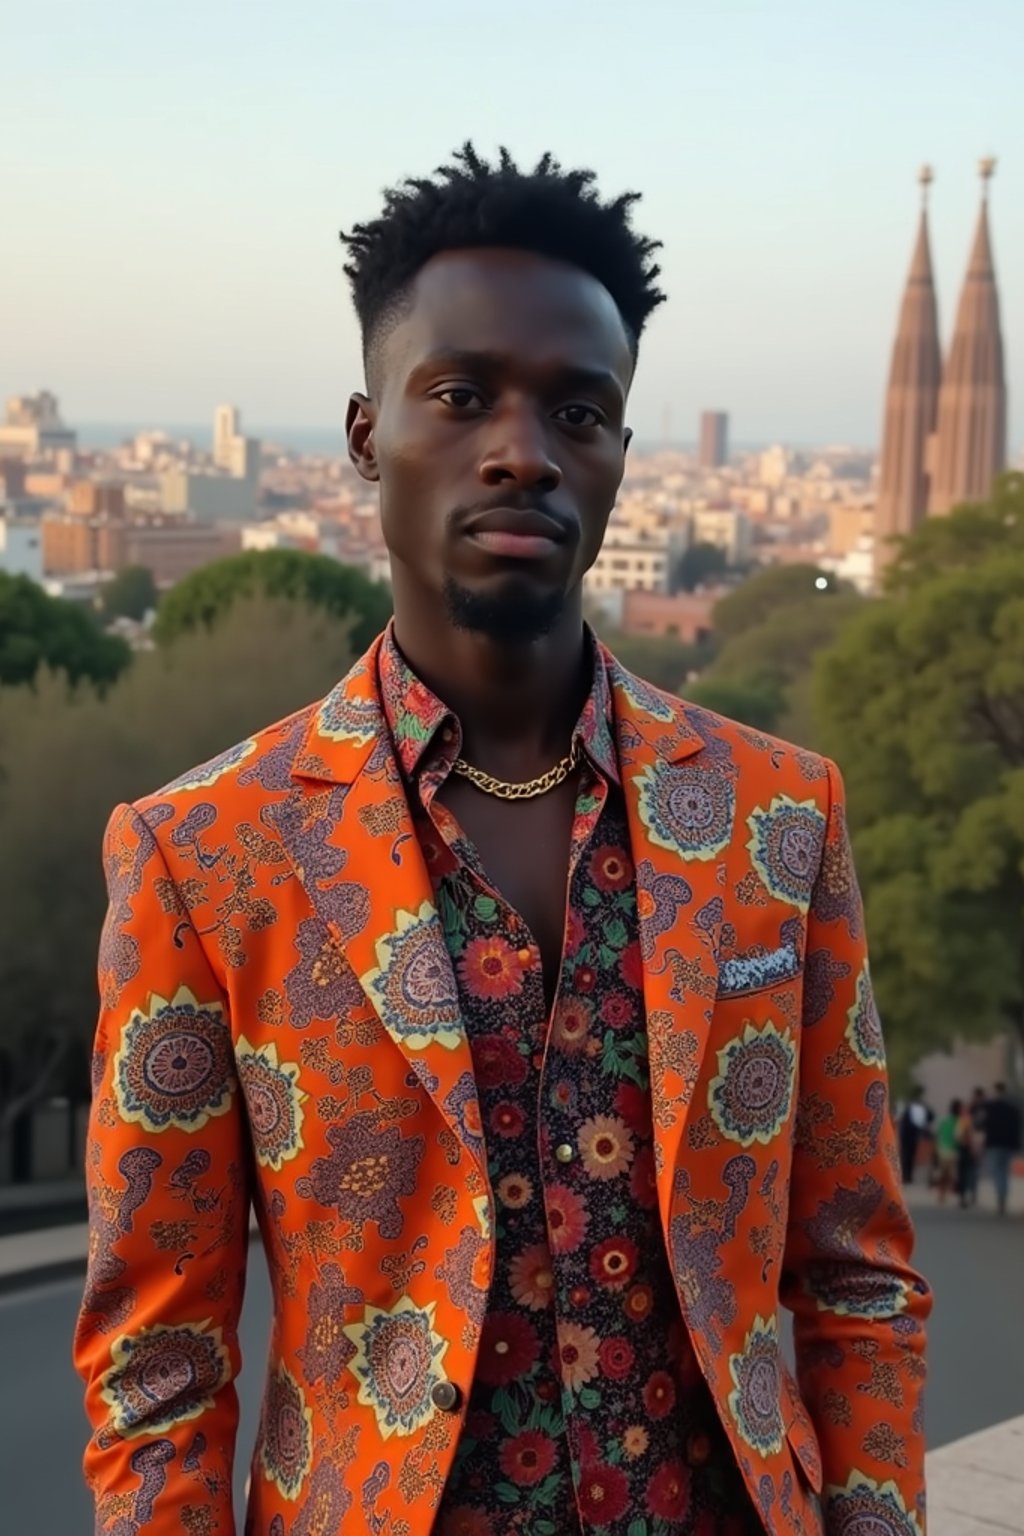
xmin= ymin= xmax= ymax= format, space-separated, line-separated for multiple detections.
xmin=982 ymin=1082 xmax=1022 ymax=1216
xmin=75 ymin=145 xmax=929 ymax=1536
xmin=897 ymin=1086 xmax=931 ymax=1187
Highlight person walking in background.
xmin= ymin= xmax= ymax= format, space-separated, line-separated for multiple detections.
xmin=899 ymin=1084 xmax=930 ymax=1185
xmin=953 ymin=1099 xmax=977 ymax=1209
xmin=983 ymin=1082 xmax=1022 ymax=1216
xmin=963 ymin=1087 xmax=988 ymax=1207
xmin=934 ymin=1100 xmax=961 ymax=1204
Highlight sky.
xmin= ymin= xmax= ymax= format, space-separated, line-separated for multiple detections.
xmin=2 ymin=0 xmax=1022 ymax=449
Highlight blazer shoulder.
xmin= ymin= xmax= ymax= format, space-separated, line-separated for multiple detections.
xmin=678 ymin=697 xmax=833 ymax=797
xmin=132 ymin=695 xmax=325 ymax=824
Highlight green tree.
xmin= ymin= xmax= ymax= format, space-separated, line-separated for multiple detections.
xmin=152 ymin=548 xmax=393 ymax=654
xmin=815 ymin=539 xmax=1024 ymax=1080
xmin=711 ymin=562 xmax=843 ymax=644
xmin=0 ymin=572 xmax=130 ymax=688
xmin=686 ymin=678 xmax=784 ymax=733
xmin=596 ymin=629 xmax=714 ymax=694
xmin=100 ymin=564 xmax=158 ymax=622
xmin=881 ymin=471 xmax=1024 ymax=592
xmin=674 ymin=541 xmax=728 ymax=593
xmin=0 ymin=595 xmax=357 ymax=1141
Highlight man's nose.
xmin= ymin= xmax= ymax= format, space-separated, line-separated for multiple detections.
xmin=478 ymin=403 xmax=561 ymax=492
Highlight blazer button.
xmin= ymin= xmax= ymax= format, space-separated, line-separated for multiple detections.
xmin=431 ymin=1381 xmax=462 ymax=1413
xmin=686 ymin=1432 xmax=712 ymax=1467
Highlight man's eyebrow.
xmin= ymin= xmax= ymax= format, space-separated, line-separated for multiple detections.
xmin=409 ymin=350 xmax=624 ymax=398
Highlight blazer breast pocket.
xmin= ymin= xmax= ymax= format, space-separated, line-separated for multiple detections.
xmin=715 ymin=940 xmax=801 ymax=1000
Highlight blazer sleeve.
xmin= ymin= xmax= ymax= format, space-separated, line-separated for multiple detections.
xmin=73 ymin=802 xmax=251 ymax=1536
xmin=780 ymin=759 xmax=931 ymax=1536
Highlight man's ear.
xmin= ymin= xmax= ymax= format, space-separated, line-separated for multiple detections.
xmin=623 ymin=426 xmax=633 ymax=457
xmin=347 ymin=393 xmax=379 ymax=483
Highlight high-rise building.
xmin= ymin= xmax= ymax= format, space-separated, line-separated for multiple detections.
xmin=928 ymin=160 xmax=1006 ymax=516
xmin=698 ymin=411 xmax=728 ymax=469
xmin=873 ymin=168 xmax=942 ymax=579
xmin=213 ymin=405 xmax=242 ymax=471
xmin=0 ymin=391 xmax=77 ymax=458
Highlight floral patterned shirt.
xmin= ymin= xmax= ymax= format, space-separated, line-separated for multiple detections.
xmin=378 ymin=629 xmax=758 ymax=1536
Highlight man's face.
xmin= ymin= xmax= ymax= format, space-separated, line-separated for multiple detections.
xmin=347 ymin=248 xmax=634 ymax=644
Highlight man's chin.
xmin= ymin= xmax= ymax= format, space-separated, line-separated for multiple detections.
xmin=442 ymin=577 xmax=566 ymax=645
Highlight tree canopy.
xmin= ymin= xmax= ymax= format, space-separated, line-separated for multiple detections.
xmin=711 ymin=562 xmax=843 ymax=644
xmin=816 ymin=504 xmax=1024 ymax=1079
xmin=152 ymin=548 xmax=393 ymax=653
xmin=0 ymin=572 xmax=130 ymax=689
xmin=100 ymin=563 xmax=158 ymax=622
xmin=674 ymin=541 xmax=728 ymax=593
xmin=0 ymin=594 xmax=358 ymax=1134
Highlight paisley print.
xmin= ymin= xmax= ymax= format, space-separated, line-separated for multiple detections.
xmin=313 ymin=682 xmax=382 ymax=745
xmin=260 ymin=1362 xmax=313 ymax=1501
xmin=361 ymin=902 xmax=464 ymax=1050
xmin=99 ymin=1321 xmax=229 ymax=1436
xmin=301 ymin=1112 xmax=424 ymax=1239
xmin=344 ymin=1297 xmax=449 ymax=1440
xmin=709 ymin=1021 xmax=796 ymax=1147
xmin=804 ymin=1263 xmax=911 ymax=1320
xmin=113 ymin=987 xmax=234 ymax=1134
xmin=845 ymin=965 xmax=886 ymax=1068
xmin=163 ymin=738 xmax=257 ymax=792
xmin=826 ymin=1472 xmax=923 ymax=1536
xmin=234 ymin=1037 xmax=306 ymax=1170
xmin=633 ymin=762 xmax=735 ymax=860
xmin=746 ymin=796 xmax=828 ymax=912
xmin=728 ymin=1317 xmax=783 ymax=1454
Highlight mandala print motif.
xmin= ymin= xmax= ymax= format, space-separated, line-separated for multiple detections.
xmin=633 ymin=762 xmax=735 ymax=860
xmin=163 ymin=738 xmax=257 ymax=793
xmin=611 ymin=666 xmax=679 ymax=722
xmin=826 ymin=1472 xmax=923 ymax=1536
xmin=746 ymin=796 xmax=827 ymax=912
xmin=845 ymin=965 xmax=886 ymax=1068
xmin=260 ymin=1362 xmax=313 ymax=1501
xmin=343 ymin=1296 xmax=449 ymax=1440
xmin=113 ymin=988 xmax=234 ymax=1134
xmin=361 ymin=902 xmax=463 ymax=1050
xmin=728 ymin=1316 xmax=783 ymax=1455
xmin=234 ymin=1037 xmax=306 ymax=1170
xmin=99 ymin=1321 xmax=230 ymax=1437
xmin=314 ymin=685 xmax=382 ymax=745
xmin=709 ymin=1021 xmax=796 ymax=1147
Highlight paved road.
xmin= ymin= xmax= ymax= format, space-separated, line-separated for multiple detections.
xmin=1 ymin=1204 xmax=1020 ymax=1533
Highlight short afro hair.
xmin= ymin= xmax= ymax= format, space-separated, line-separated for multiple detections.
xmin=340 ymin=142 xmax=665 ymax=376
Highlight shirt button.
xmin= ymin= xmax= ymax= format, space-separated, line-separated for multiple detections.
xmin=686 ymin=1432 xmax=712 ymax=1467
xmin=517 ymin=946 xmax=532 ymax=965
xmin=431 ymin=1381 xmax=462 ymax=1413
xmin=441 ymin=726 xmax=455 ymax=744
xmin=555 ymin=1142 xmax=576 ymax=1164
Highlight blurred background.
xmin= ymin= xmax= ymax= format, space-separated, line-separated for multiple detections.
xmin=1 ymin=0 xmax=1022 ymax=1527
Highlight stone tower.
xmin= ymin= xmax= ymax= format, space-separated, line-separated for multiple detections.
xmin=928 ymin=159 xmax=1007 ymax=516
xmin=874 ymin=168 xmax=942 ymax=579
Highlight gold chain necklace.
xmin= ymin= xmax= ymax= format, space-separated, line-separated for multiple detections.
xmin=450 ymin=739 xmax=581 ymax=800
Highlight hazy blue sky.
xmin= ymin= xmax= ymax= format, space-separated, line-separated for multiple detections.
xmin=3 ymin=0 xmax=1021 ymax=448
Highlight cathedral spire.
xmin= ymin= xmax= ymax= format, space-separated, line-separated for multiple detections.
xmin=927 ymin=159 xmax=1007 ymax=516
xmin=873 ymin=167 xmax=942 ymax=580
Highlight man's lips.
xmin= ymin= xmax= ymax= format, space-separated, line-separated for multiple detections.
xmin=462 ymin=507 xmax=569 ymax=559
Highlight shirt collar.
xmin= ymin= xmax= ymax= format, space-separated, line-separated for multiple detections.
xmin=376 ymin=619 xmax=620 ymax=788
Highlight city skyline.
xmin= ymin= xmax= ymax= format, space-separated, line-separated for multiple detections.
xmin=4 ymin=1 xmax=1022 ymax=448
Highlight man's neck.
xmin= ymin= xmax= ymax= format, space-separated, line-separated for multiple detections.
xmin=391 ymin=600 xmax=591 ymax=779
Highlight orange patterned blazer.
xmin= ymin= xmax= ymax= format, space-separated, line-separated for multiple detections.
xmin=74 ymin=633 xmax=929 ymax=1536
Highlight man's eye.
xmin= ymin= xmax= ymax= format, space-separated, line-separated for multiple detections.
xmin=436 ymin=388 xmax=485 ymax=412
xmin=555 ymin=404 xmax=602 ymax=428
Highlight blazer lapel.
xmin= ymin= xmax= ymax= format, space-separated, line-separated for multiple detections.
xmin=274 ymin=640 xmax=485 ymax=1177
xmin=608 ymin=656 xmax=734 ymax=1234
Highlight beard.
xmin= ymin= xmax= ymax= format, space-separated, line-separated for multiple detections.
xmin=442 ymin=575 xmax=566 ymax=645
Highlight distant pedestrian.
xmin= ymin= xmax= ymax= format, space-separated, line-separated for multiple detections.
xmin=983 ymin=1083 xmax=1022 ymax=1216
xmin=964 ymin=1087 xmax=988 ymax=1206
xmin=934 ymin=1100 xmax=961 ymax=1204
xmin=954 ymin=1100 xmax=977 ymax=1208
xmin=899 ymin=1085 xmax=931 ymax=1185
